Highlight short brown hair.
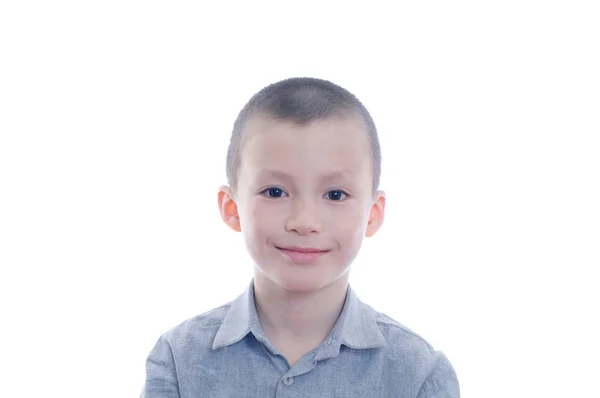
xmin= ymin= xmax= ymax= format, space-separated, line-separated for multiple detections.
xmin=225 ymin=77 xmax=381 ymax=194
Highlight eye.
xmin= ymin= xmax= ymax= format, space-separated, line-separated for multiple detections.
xmin=261 ymin=187 xmax=288 ymax=198
xmin=325 ymin=190 xmax=348 ymax=201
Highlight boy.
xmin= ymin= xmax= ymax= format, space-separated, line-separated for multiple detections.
xmin=142 ymin=77 xmax=459 ymax=397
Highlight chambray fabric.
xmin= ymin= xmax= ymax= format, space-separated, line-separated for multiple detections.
xmin=141 ymin=281 xmax=459 ymax=397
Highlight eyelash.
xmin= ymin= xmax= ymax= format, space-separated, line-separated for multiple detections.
xmin=260 ymin=187 xmax=350 ymax=201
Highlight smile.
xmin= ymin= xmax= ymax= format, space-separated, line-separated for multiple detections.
xmin=275 ymin=246 xmax=330 ymax=263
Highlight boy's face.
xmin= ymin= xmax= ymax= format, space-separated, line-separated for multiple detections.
xmin=218 ymin=115 xmax=385 ymax=294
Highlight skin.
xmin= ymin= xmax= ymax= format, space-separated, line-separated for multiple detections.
xmin=217 ymin=114 xmax=385 ymax=366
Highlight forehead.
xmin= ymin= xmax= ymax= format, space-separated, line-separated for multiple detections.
xmin=240 ymin=115 xmax=372 ymax=181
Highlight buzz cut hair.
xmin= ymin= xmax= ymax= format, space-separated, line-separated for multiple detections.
xmin=225 ymin=77 xmax=381 ymax=194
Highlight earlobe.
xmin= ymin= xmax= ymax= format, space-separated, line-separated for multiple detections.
xmin=365 ymin=190 xmax=385 ymax=238
xmin=217 ymin=185 xmax=241 ymax=232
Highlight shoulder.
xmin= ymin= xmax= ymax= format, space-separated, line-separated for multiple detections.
xmin=368 ymin=304 xmax=437 ymax=356
xmin=363 ymin=303 xmax=447 ymax=375
xmin=159 ymin=302 xmax=232 ymax=350
xmin=143 ymin=303 xmax=239 ymax=397
xmin=366 ymin=305 xmax=459 ymax=396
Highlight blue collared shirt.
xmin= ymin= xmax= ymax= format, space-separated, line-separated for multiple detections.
xmin=142 ymin=281 xmax=459 ymax=397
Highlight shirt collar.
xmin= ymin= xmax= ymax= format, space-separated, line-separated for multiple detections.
xmin=212 ymin=280 xmax=261 ymax=349
xmin=213 ymin=280 xmax=386 ymax=351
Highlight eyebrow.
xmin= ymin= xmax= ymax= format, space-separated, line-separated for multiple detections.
xmin=256 ymin=169 xmax=354 ymax=182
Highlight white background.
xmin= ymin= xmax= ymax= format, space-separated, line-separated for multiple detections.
xmin=1 ymin=1 xmax=598 ymax=397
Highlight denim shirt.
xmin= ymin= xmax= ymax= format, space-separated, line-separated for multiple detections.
xmin=141 ymin=281 xmax=459 ymax=397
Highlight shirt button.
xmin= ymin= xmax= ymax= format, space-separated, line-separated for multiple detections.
xmin=283 ymin=376 xmax=294 ymax=386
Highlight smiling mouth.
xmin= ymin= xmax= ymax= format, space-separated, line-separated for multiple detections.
xmin=275 ymin=246 xmax=330 ymax=263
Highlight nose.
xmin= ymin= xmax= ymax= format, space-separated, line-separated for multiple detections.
xmin=285 ymin=198 xmax=322 ymax=235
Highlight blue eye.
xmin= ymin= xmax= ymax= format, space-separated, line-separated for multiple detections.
xmin=325 ymin=190 xmax=348 ymax=201
xmin=262 ymin=187 xmax=287 ymax=198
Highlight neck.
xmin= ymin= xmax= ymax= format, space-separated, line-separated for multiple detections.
xmin=253 ymin=273 xmax=349 ymax=347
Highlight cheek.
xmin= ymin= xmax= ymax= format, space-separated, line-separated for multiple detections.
xmin=327 ymin=203 xmax=369 ymax=240
xmin=242 ymin=199 xmax=282 ymax=238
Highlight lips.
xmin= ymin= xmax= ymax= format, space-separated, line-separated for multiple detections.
xmin=277 ymin=246 xmax=328 ymax=253
xmin=275 ymin=246 xmax=330 ymax=263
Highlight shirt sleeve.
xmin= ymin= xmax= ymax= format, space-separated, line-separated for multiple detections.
xmin=416 ymin=351 xmax=460 ymax=398
xmin=140 ymin=335 xmax=181 ymax=398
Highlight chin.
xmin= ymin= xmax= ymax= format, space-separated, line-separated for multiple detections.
xmin=271 ymin=269 xmax=348 ymax=294
xmin=252 ymin=253 xmax=351 ymax=293
xmin=276 ymin=278 xmax=329 ymax=293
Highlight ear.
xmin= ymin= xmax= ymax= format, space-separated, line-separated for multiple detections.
xmin=365 ymin=190 xmax=385 ymax=237
xmin=218 ymin=185 xmax=241 ymax=232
